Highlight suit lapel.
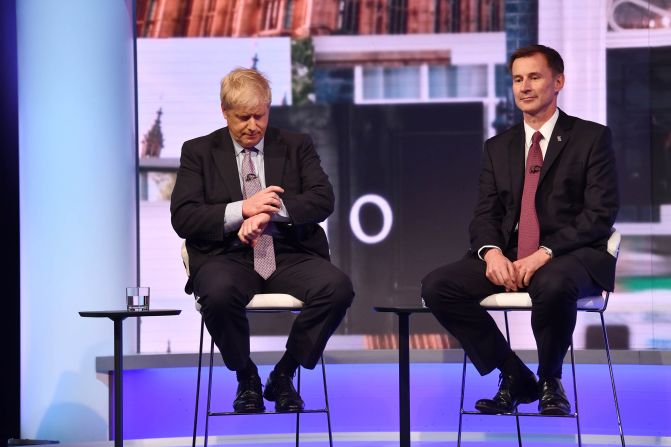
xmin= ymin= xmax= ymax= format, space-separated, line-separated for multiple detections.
xmin=510 ymin=126 xmax=526 ymax=208
xmin=539 ymin=110 xmax=572 ymax=185
xmin=211 ymin=128 xmax=243 ymax=201
xmin=263 ymin=128 xmax=286 ymax=188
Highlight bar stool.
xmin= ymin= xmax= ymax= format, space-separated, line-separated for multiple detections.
xmin=457 ymin=230 xmax=625 ymax=447
xmin=182 ymin=244 xmax=333 ymax=447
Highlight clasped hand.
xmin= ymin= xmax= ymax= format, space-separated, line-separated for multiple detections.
xmin=238 ymin=186 xmax=284 ymax=246
xmin=241 ymin=186 xmax=284 ymax=218
xmin=238 ymin=212 xmax=271 ymax=247
xmin=484 ymin=249 xmax=551 ymax=291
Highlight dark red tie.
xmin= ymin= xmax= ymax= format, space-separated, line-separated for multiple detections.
xmin=518 ymin=131 xmax=543 ymax=259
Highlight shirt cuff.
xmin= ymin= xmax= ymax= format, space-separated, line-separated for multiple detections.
xmin=224 ymin=200 xmax=244 ymax=233
xmin=539 ymin=245 xmax=553 ymax=258
xmin=478 ymin=245 xmax=502 ymax=261
xmin=272 ymin=199 xmax=291 ymax=223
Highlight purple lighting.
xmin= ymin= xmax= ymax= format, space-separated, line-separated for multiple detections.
xmin=120 ymin=362 xmax=670 ymax=441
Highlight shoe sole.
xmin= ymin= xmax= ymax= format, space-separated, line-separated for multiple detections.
xmin=274 ymin=405 xmax=304 ymax=412
xmin=474 ymin=405 xmax=503 ymax=414
xmin=233 ymin=406 xmax=266 ymax=413
xmin=539 ymin=406 xmax=571 ymax=416
xmin=474 ymin=394 xmax=539 ymax=414
xmin=264 ymin=393 xmax=304 ymax=412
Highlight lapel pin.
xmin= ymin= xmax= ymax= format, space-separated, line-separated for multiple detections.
xmin=557 ymin=136 xmax=562 ymax=142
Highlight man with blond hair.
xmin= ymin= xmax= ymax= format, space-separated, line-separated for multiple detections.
xmin=171 ymin=68 xmax=354 ymax=413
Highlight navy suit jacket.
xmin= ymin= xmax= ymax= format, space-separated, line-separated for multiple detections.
xmin=468 ymin=110 xmax=619 ymax=291
xmin=170 ymin=126 xmax=334 ymax=293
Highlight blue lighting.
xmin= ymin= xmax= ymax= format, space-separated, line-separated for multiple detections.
xmin=120 ymin=363 xmax=670 ymax=440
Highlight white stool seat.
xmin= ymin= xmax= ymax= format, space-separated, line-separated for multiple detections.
xmin=247 ymin=293 xmax=304 ymax=309
xmin=194 ymin=293 xmax=303 ymax=312
xmin=479 ymin=292 xmax=606 ymax=311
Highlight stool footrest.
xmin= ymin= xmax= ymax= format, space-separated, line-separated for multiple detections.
xmin=461 ymin=410 xmax=577 ymax=418
xmin=209 ymin=408 xmax=329 ymax=416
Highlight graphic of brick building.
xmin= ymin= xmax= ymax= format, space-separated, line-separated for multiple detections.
xmin=136 ymin=0 xmax=503 ymax=38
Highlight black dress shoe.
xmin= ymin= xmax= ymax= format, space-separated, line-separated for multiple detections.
xmin=538 ymin=377 xmax=571 ymax=415
xmin=263 ymin=370 xmax=305 ymax=412
xmin=475 ymin=372 xmax=539 ymax=414
xmin=233 ymin=374 xmax=265 ymax=413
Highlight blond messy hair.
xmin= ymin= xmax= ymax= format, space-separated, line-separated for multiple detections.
xmin=220 ymin=68 xmax=272 ymax=110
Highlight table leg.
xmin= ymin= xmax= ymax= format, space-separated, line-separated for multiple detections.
xmin=113 ymin=318 xmax=124 ymax=447
xmin=398 ymin=312 xmax=410 ymax=447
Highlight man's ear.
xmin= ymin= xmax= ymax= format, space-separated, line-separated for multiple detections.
xmin=554 ymin=73 xmax=565 ymax=94
xmin=221 ymin=103 xmax=228 ymax=120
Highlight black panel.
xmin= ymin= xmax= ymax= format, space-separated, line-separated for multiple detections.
xmin=0 ymin=0 xmax=20 ymax=442
xmin=265 ymin=103 xmax=483 ymax=335
xmin=650 ymin=46 xmax=671 ymax=209
xmin=607 ymin=48 xmax=653 ymax=222
xmin=345 ymin=103 xmax=483 ymax=333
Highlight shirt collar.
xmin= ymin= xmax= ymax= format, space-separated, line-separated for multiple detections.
xmin=230 ymin=133 xmax=265 ymax=156
xmin=523 ymin=108 xmax=559 ymax=146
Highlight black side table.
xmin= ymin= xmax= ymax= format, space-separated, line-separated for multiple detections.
xmin=79 ymin=310 xmax=181 ymax=447
xmin=374 ymin=306 xmax=430 ymax=447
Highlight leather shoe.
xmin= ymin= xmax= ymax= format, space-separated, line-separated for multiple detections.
xmin=233 ymin=374 xmax=265 ymax=413
xmin=263 ymin=370 xmax=305 ymax=412
xmin=538 ymin=377 xmax=571 ymax=415
xmin=475 ymin=372 xmax=539 ymax=414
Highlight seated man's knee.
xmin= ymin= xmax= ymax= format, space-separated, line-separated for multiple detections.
xmin=529 ymin=272 xmax=578 ymax=307
xmin=197 ymin=276 xmax=248 ymax=314
xmin=421 ymin=268 xmax=452 ymax=307
xmin=327 ymin=271 xmax=355 ymax=309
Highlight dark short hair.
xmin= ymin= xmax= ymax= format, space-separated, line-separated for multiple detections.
xmin=509 ymin=44 xmax=564 ymax=75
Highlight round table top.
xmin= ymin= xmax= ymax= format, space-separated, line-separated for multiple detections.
xmin=79 ymin=309 xmax=181 ymax=319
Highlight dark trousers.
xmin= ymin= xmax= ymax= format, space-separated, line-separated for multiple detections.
xmin=192 ymin=247 xmax=354 ymax=371
xmin=421 ymin=252 xmax=601 ymax=379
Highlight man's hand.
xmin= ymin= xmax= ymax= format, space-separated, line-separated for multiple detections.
xmin=484 ymin=249 xmax=518 ymax=292
xmin=242 ymin=186 xmax=285 ymax=218
xmin=512 ymin=249 xmax=552 ymax=289
xmin=238 ymin=213 xmax=272 ymax=246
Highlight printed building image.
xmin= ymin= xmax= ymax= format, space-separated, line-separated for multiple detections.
xmin=136 ymin=0 xmax=504 ymax=38
xmin=134 ymin=0 xmax=671 ymax=352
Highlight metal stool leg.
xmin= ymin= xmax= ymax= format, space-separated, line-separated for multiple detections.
xmin=320 ymin=356 xmax=333 ymax=447
xmin=569 ymin=342 xmax=582 ymax=446
xmin=457 ymin=351 xmax=468 ymax=447
xmin=601 ymin=312 xmax=626 ymax=446
xmin=192 ymin=317 xmax=205 ymax=447
xmin=203 ymin=337 xmax=215 ymax=447
xmin=295 ymin=366 xmax=301 ymax=447
xmin=502 ymin=312 xmax=522 ymax=447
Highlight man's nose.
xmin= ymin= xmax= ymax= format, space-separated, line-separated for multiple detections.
xmin=520 ymin=78 xmax=531 ymax=91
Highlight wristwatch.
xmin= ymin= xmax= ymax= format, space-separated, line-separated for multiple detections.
xmin=539 ymin=246 xmax=553 ymax=259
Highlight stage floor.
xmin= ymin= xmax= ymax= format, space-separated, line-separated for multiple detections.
xmin=48 ymin=360 xmax=671 ymax=447
xmin=49 ymin=432 xmax=671 ymax=447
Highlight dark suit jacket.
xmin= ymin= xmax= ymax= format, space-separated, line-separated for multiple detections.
xmin=170 ymin=126 xmax=334 ymax=293
xmin=469 ymin=110 xmax=619 ymax=291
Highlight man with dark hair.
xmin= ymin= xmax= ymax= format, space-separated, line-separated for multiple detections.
xmin=422 ymin=44 xmax=618 ymax=415
xmin=171 ymin=67 xmax=354 ymax=413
